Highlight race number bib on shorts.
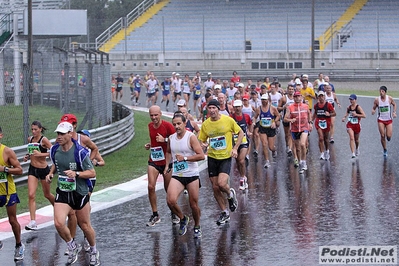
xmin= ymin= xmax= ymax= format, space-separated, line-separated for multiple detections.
xmin=318 ymin=120 xmax=327 ymax=129
xmin=260 ymin=117 xmax=272 ymax=128
xmin=173 ymin=161 xmax=188 ymax=173
xmin=150 ymin=147 xmax=165 ymax=161
xmin=58 ymin=175 xmax=76 ymax=192
xmin=210 ymin=136 xmax=227 ymax=150
xmin=0 ymin=172 xmax=7 ymax=183
xmin=27 ymin=143 xmax=40 ymax=154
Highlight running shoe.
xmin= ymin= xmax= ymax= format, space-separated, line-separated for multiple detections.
xmin=84 ymin=237 xmax=90 ymax=252
xmin=193 ymin=226 xmax=202 ymax=239
xmin=239 ymin=176 xmax=248 ymax=190
xmin=183 ymin=189 xmax=188 ymax=195
xmin=253 ymin=150 xmax=258 ymax=159
xmin=146 ymin=214 xmax=161 ymax=226
xmin=294 ymin=159 xmax=299 ymax=168
xmin=287 ymin=148 xmax=293 ymax=156
xmin=383 ymin=149 xmax=388 ymax=157
xmin=64 ymin=247 xmax=70 ymax=256
xmin=216 ymin=212 xmax=230 ymax=225
xmin=0 ymin=240 xmax=3 ymax=250
xmin=67 ymin=244 xmax=82 ymax=265
xmin=329 ymin=137 xmax=335 ymax=143
xmin=25 ymin=220 xmax=38 ymax=231
xmin=228 ymin=188 xmax=238 ymax=212
xmin=264 ymin=160 xmax=271 ymax=169
xmin=351 ymin=153 xmax=356 ymax=159
xmin=272 ymin=150 xmax=277 ymax=158
xmin=320 ymin=152 xmax=325 ymax=160
xmin=89 ymin=250 xmax=100 ymax=266
xmin=355 ymin=148 xmax=360 ymax=156
xmin=179 ymin=215 xmax=190 ymax=236
xmin=14 ymin=243 xmax=25 ymax=261
xmin=171 ymin=213 xmax=180 ymax=225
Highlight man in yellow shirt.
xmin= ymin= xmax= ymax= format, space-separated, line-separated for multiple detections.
xmin=198 ymin=99 xmax=244 ymax=225
xmin=299 ymin=79 xmax=316 ymax=111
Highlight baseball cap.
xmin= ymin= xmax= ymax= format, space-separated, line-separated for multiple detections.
xmin=242 ymin=94 xmax=250 ymax=100
xmin=177 ymin=99 xmax=186 ymax=106
xmin=172 ymin=72 xmax=176 ymax=75
xmin=261 ymin=93 xmax=269 ymax=100
xmin=295 ymin=79 xmax=302 ymax=85
xmin=318 ymin=91 xmax=325 ymax=96
xmin=214 ymin=84 xmax=222 ymax=90
xmin=207 ymin=99 xmax=220 ymax=109
xmin=302 ymin=74 xmax=309 ymax=79
xmin=207 ymin=72 xmax=212 ymax=76
xmin=238 ymin=83 xmax=244 ymax=88
xmin=55 ymin=122 xmax=73 ymax=133
xmin=294 ymin=91 xmax=302 ymax=97
xmin=233 ymin=100 xmax=243 ymax=107
xmin=77 ymin=129 xmax=91 ymax=137
xmin=60 ymin=114 xmax=77 ymax=124
xmin=349 ymin=94 xmax=357 ymax=100
xmin=176 ymin=73 xmax=180 ymax=76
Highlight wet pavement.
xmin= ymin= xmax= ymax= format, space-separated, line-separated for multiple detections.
xmin=1 ymin=95 xmax=399 ymax=265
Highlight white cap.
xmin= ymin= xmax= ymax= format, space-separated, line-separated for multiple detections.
xmin=261 ymin=93 xmax=269 ymax=100
xmin=176 ymin=73 xmax=180 ymax=76
xmin=302 ymin=74 xmax=309 ymax=79
xmin=214 ymin=84 xmax=222 ymax=90
xmin=177 ymin=99 xmax=186 ymax=106
xmin=233 ymin=100 xmax=243 ymax=107
xmin=318 ymin=91 xmax=325 ymax=96
xmin=172 ymin=72 xmax=176 ymax=75
xmin=207 ymin=72 xmax=212 ymax=75
xmin=55 ymin=122 xmax=73 ymax=133
xmin=238 ymin=83 xmax=244 ymax=88
xmin=295 ymin=78 xmax=302 ymax=85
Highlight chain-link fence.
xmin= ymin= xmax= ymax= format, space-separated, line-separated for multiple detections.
xmin=0 ymin=43 xmax=112 ymax=147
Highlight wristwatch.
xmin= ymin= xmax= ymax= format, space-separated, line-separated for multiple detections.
xmin=183 ymin=156 xmax=188 ymax=162
xmin=164 ymin=137 xmax=169 ymax=143
xmin=76 ymin=171 xmax=80 ymax=178
xmin=4 ymin=167 xmax=9 ymax=173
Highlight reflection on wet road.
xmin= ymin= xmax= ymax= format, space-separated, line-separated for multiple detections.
xmin=1 ymin=96 xmax=399 ymax=265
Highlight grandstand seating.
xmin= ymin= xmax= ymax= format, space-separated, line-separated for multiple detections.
xmin=108 ymin=0 xmax=399 ymax=53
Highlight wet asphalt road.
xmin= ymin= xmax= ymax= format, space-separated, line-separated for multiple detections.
xmin=1 ymin=95 xmax=399 ymax=265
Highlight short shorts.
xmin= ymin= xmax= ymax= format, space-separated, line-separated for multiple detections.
xmin=207 ymin=157 xmax=231 ymax=177
xmin=55 ymin=188 xmax=90 ymax=210
xmin=28 ymin=165 xmax=50 ymax=180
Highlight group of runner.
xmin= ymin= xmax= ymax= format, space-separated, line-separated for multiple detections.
xmin=142 ymin=71 xmax=396 ymax=238
xmin=0 ymin=114 xmax=103 ymax=265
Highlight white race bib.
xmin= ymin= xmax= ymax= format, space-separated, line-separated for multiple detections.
xmin=150 ymin=147 xmax=165 ymax=161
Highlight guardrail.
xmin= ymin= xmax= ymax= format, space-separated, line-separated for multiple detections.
xmin=13 ymin=103 xmax=134 ymax=185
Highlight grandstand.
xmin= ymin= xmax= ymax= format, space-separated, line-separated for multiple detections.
xmin=104 ymin=0 xmax=399 ymax=53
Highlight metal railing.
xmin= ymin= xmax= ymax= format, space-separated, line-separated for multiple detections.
xmin=95 ymin=0 xmax=156 ymax=50
xmin=13 ymin=103 xmax=134 ymax=185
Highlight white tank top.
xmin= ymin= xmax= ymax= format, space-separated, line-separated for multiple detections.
xmin=325 ymin=92 xmax=335 ymax=108
xmin=378 ymin=96 xmax=392 ymax=121
xmin=283 ymin=95 xmax=295 ymax=117
xmin=270 ymin=92 xmax=282 ymax=108
xmin=170 ymin=131 xmax=199 ymax=177
xmin=182 ymin=81 xmax=191 ymax=93
xmin=242 ymin=105 xmax=253 ymax=118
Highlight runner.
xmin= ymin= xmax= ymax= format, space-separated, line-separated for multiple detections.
xmin=312 ymin=91 xmax=336 ymax=160
xmin=132 ymin=74 xmax=143 ymax=106
xmin=171 ymin=73 xmax=182 ymax=111
xmin=284 ymin=91 xmax=312 ymax=172
xmin=144 ymin=105 xmax=176 ymax=226
xmin=115 ymin=73 xmax=124 ymax=103
xmin=46 ymin=122 xmax=100 ymax=266
xmin=198 ymin=99 xmax=242 ymax=225
xmin=342 ymin=94 xmax=366 ymax=158
xmin=145 ymin=74 xmax=159 ymax=108
xmin=165 ymin=112 xmax=205 ymax=237
xmin=324 ymin=83 xmax=341 ymax=143
xmin=278 ymin=83 xmax=295 ymax=156
xmin=161 ymin=77 xmax=171 ymax=111
xmin=128 ymin=73 xmax=136 ymax=103
xmin=231 ymin=100 xmax=253 ymax=190
xmin=249 ymin=91 xmax=261 ymax=160
xmin=371 ymin=86 xmax=397 ymax=157
xmin=255 ymin=93 xmax=280 ymax=168
xmin=0 ymin=126 xmax=25 ymax=261
xmin=182 ymin=74 xmax=193 ymax=109
xmin=23 ymin=121 xmax=54 ymax=231
xmin=192 ymin=77 xmax=202 ymax=118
